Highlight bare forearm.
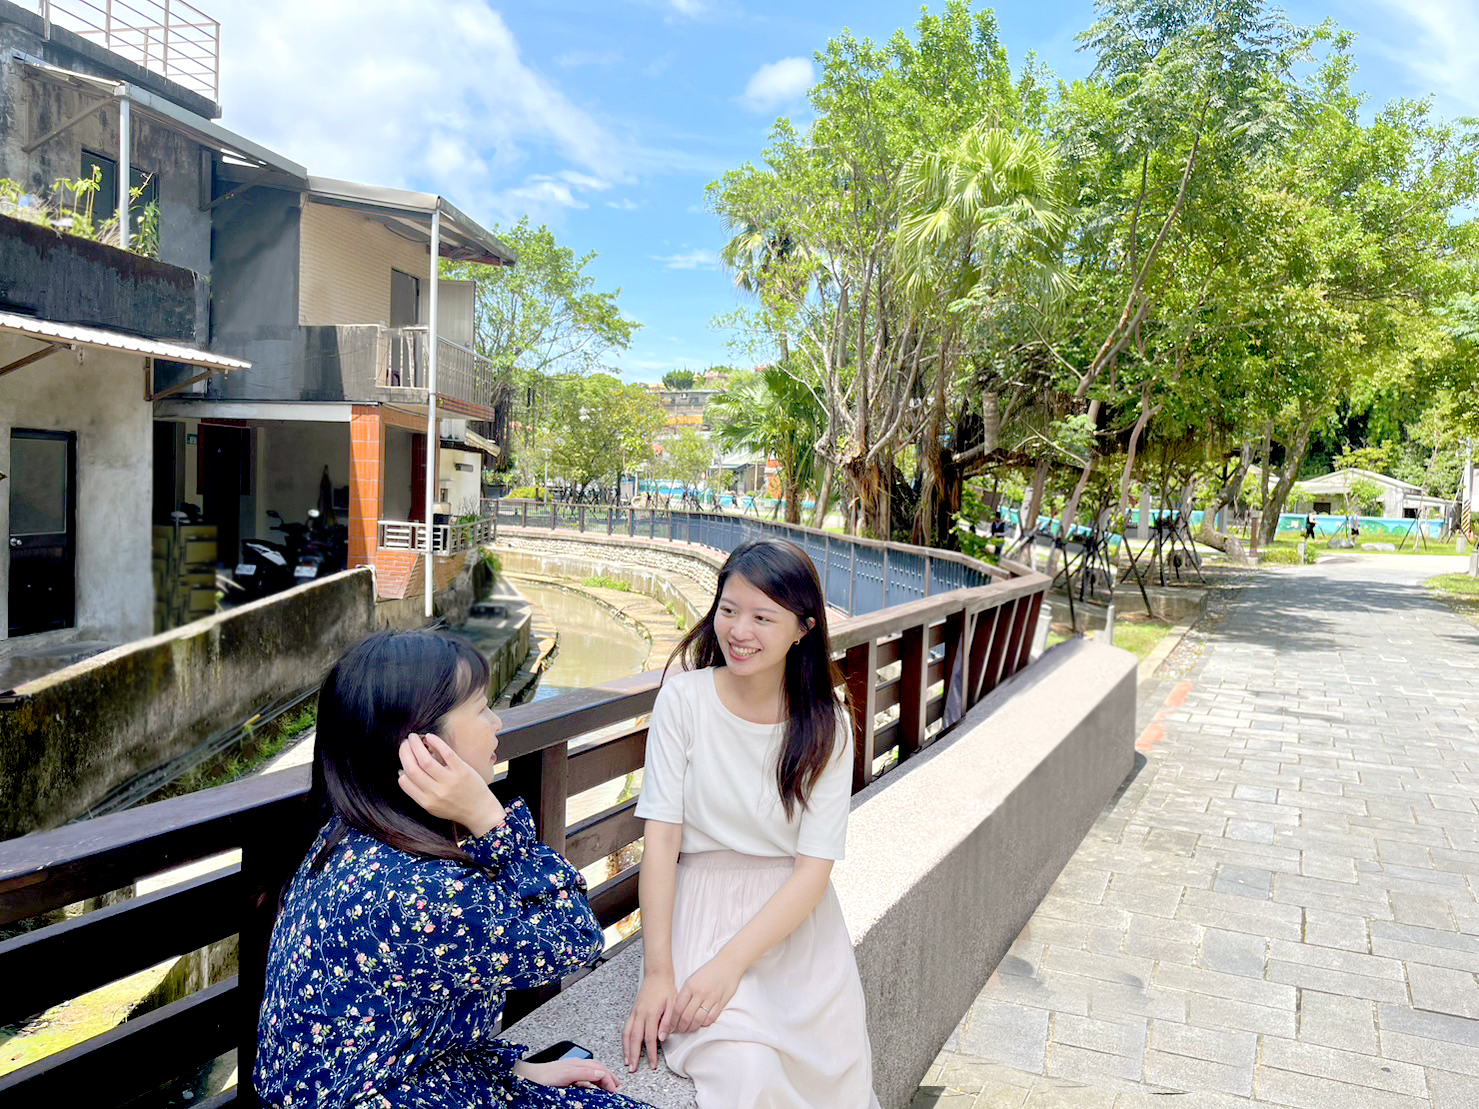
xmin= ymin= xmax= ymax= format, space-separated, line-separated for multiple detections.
xmin=638 ymin=821 xmax=682 ymax=979
xmin=717 ymin=857 xmax=832 ymax=973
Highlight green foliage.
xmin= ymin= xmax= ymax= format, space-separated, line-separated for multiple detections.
xmin=0 ymin=170 xmax=158 ymax=258
xmin=705 ymin=365 xmax=824 ymax=523
xmin=479 ymin=548 xmax=502 ymax=578
xmin=536 ymin=373 xmax=664 ymax=494
xmin=1344 ymin=479 xmax=1384 ymax=516
xmin=507 ymin=485 xmax=541 ymax=500
xmin=581 ymin=575 xmax=632 ymax=592
xmin=662 ymin=369 xmax=696 ymax=390
xmin=659 ymin=427 xmax=713 ymax=491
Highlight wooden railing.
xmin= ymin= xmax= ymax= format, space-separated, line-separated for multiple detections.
xmin=0 ymin=562 xmax=1048 ymax=1107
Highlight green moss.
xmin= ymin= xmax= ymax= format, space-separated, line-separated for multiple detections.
xmin=581 ymin=575 xmax=632 ymax=592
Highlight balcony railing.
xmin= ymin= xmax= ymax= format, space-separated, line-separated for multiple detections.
xmin=33 ymin=0 xmax=221 ymax=101
xmin=378 ymin=515 xmax=496 ymax=555
xmin=0 ymin=557 xmax=1048 ymax=1107
xmin=377 ymin=326 xmax=497 ymax=419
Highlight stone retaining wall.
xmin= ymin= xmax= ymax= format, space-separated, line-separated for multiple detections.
xmin=502 ymin=638 xmax=1139 ymax=1108
xmin=492 ymin=533 xmax=723 ymax=626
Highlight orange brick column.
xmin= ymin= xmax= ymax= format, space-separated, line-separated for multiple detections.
xmin=349 ymin=406 xmax=385 ymax=569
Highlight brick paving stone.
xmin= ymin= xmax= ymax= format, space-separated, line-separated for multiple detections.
xmin=918 ymin=555 xmax=1479 ymax=1107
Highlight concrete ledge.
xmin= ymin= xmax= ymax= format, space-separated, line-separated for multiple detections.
xmin=502 ymin=639 xmax=1138 ymax=1108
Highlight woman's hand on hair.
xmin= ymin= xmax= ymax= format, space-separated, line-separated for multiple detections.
xmin=397 ymin=733 xmax=506 ymax=838
xmin=512 ymin=1058 xmax=622 ymax=1091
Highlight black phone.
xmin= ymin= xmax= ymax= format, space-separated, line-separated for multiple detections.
xmin=525 ymin=1040 xmax=596 ymax=1064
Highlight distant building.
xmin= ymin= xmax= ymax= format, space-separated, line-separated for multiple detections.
xmin=1294 ymin=467 xmax=1452 ymax=519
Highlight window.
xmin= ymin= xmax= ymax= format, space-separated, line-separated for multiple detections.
xmin=80 ymin=150 xmax=159 ymax=238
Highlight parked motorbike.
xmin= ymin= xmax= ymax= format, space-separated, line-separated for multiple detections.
xmin=235 ymin=507 xmax=350 ymax=595
xmin=289 ymin=509 xmax=349 ymax=584
xmin=234 ymin=536 xmax=293 ymax=598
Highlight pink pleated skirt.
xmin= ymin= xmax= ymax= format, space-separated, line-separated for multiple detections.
xmin=660 ymin=851 xmax=880 ymax=1109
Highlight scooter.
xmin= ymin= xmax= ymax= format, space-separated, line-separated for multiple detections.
xmin=234 ymin=536 xmax=293 ymax=597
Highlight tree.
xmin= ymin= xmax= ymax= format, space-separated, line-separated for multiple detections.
xmin=662 ymin=369 xmax=696 ymax=391
xmin=442 ymin=219 xmax=639 ymax=469
xmin=661 ymin=429 xmax=714 ymax=495
xmin=706 ymin=366 xmax=826 ymax=524
xmin=536 ymin=374 xmax=663 ymax=496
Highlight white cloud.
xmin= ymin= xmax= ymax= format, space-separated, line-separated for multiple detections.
xmin=740 ymin=56 xmax=814 ymax=113
xmin=669 ymin=0 xmax=706 ymax=14
xmin=1366 ymin=0 xmax=1479 ymax=114
xmin=211 ymin=0 xmax=628 ymax=224
xmin=607 ymin=198 xmax=641 ymax=210
xmin=555 ymin=48 xmax=622 ymax=68
xmin=653 ymin=248 xmax=721 ymax=270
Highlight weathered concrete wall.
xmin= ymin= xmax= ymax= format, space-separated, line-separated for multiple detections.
xmin=0 ymin=213 xmax=204 ymax=339
xmin=495 ymin=543 xmax=711 ymax=628
xmin=501 ymin=638 xmax=1139 ymax=1109
xmin=493 ymin=532 xmax=721 ymax=625
xmin=0 ymin=569 xmax=377 ymax=838
xmin=0 ymin=11 xmax=214 ymax=277
xmin=0 ymin=338 xmax=154 ymax=643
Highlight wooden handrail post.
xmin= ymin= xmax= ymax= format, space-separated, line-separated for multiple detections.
xmin=578 ymin=505 xmax=586 ymax=533
xmin=897 ymin=623 xmax=928 ymax=758
xmin=967 ymin=609 xmax=996 ymax=707
xmin=941 ymin=607 xmax=970 ymax=728
xmin=607 ymin=507 xmax=614 ymax=536
xmin=845 ymin=640 xmax=878 ymax=793
xmin=1003 ymin=594 xmax=1037 ymax=681
xmin=505 ymin=742 xmax=569 ymax=854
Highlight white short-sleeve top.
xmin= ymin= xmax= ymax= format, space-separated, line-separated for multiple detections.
xmin=634 ymin=667 xmax=854 ymax=860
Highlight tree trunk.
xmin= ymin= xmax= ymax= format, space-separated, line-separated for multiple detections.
xmin=810 ymin=456 xmax=837 ymax=530
xmin=1248 ymin=421 xmax=1273 ymax=558
xmin=1195 ymin=442 xmax=1253 ymax=566
xmin=1019 ymin=457 xmax=1050 ymax=569
xmin=1046 ymin=400 xmax=1102 ymax=577
xmin=1259 ymin=407 xmax=1318 ymax=545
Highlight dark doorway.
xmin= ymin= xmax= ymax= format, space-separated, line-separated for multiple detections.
xmin=8 ymin=430 xmax=77 ymax=636
xmin=411 ymin=432 xmax=427 ymax=522
xmin=199 ymin=423 xmax=251 ymax=564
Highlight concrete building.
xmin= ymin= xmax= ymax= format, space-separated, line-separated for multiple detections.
xmin=155 ymin=174 xmax=515 ymax=604
xmin=0 ymin=243 xmax=246 ymax=648
xmin=1295 ymin=466 xmax=1452 ymax=519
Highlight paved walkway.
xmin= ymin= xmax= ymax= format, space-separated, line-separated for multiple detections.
xmin=916 ymin=555 xmax=1479 ymax=1108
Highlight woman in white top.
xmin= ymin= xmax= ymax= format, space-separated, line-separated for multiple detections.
xmin=621 ymin=539 xmax=879 ymax=1108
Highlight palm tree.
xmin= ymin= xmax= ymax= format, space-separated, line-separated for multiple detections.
xmin=892 ymin=124 xmax=1071 ymax=546
xmin=706 ymin=365 xmax=826 ymax=525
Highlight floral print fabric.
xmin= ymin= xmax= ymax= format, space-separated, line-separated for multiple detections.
xmin=255 ymin=798 xmax=645 ymax=1108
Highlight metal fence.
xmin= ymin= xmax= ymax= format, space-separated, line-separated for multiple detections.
xmin=33 ymin=0 xmax=221 ymax=101
xmin=484 ymin=498 xmax=1006 ymax=616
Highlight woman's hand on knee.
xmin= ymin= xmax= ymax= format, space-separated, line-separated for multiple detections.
xmin=396 ymin=733 xmax=505 ymax=837
xmin=623 ymin=973 xmax=676 ymax=1073
xmin=513 ymin=1058 xmax=622 ymax=1091
xmin=672 ymin=955 xmax=741 ymax=1035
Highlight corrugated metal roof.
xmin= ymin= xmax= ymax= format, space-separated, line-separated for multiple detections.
xmin=0 ymin=313 xmax=251 ymax=371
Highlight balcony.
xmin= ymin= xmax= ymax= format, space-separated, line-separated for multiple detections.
xmin=377 ymin=515 xmax=497 ymax=555
xmin=30 ymin=0 xmax=221 ymax=101
xmin=376 ymin=325 xmax=498 ymax=421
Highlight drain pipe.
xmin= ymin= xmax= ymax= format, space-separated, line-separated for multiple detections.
xmin=117 ymin=92 xmax=131 ymax=248
xmin=424 ymin=207 xmax=442 ymax=619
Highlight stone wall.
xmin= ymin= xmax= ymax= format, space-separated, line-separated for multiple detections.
xmin=0 ymin=570 xmax=377 ymax=838
xmin=501 ymin=638 xmax=1139 ymax=1109
xmin=493 ymin=533 xmax=722 ymax=626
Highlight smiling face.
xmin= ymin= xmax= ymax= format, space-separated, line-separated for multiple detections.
xmin=713 ymin=572 xmax=808 ymax=683
xmin=436 ymin=689 xmax=503 ymax=783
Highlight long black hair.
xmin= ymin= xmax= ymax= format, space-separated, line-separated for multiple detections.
xmin=306 ymin=629 xmax=492 ymax=871
xmin=668 ymin=539 xmax=849 ymax=818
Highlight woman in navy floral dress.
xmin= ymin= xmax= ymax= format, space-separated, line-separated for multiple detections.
xmin=255 ymin=631 xmax=647 ymax=1109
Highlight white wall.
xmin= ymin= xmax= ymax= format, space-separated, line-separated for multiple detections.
xmin=439 ymin=446 xmax=482 ymax=515
xmin=0 ymin=338 xmax=153 ymax=642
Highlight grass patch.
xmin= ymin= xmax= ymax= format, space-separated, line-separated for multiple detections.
xmin=1426 ymin=573 xmax=1479 ymax=597
xmin=152 ymin=700 xmax=317 ymax=801
xmin=581 ymin=575 xmax=632 ymax=592
xmin=1257 ymin=539 xmax=1318 ymax=566
xmin=1110 ymin=618 xmax=1177 ymax=662
xmin=1427 ymin=572 xmax=1479 ymax=631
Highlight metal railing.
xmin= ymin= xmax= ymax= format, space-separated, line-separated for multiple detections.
xmin=485 ymin=498 xmax=1007 ymax=616
xmin=378 ymin=515 xmax=496 ymax=555
xmin=33 ymin=0 xmax=221 ymax=101
xmin=0 ymin=522 xmax=1049 ymax=1107
xmin=377 ymin=326 xmax=498 ymax=418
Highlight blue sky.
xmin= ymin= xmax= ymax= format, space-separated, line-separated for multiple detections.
xmin=211 ymin=0 xmax=1479 ymax=383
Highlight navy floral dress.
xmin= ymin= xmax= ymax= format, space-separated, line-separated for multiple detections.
xmin=255 ymin=798 xmax=646 ymax=1109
